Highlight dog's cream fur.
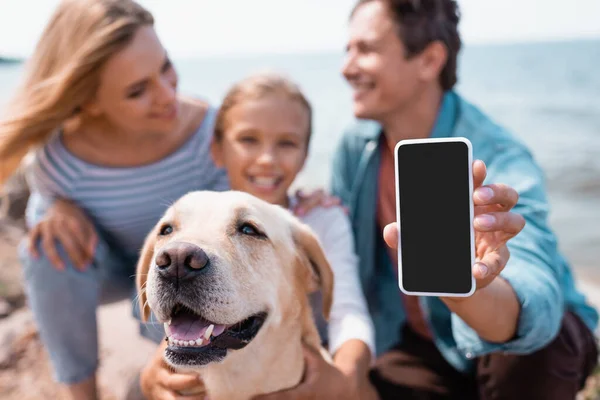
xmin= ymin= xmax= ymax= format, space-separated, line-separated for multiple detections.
xmin=136 ymin=190 xmax=334 ymax=400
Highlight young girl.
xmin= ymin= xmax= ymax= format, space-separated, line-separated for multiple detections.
xmin=210 ymin=72 xmax=377 ymax=399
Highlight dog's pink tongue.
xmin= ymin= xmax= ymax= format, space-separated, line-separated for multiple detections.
xmin=168 ymin=311 xmax=211 ymax=341
xmin=166 ymin=310 xmax=227 ymax=341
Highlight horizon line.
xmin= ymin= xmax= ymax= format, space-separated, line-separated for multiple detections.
xmin=1 ymin=35 xmax=599 ymax=62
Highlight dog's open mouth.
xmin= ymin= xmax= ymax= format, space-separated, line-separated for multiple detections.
xmin=163 ymin=304 xmax=267 ymax=366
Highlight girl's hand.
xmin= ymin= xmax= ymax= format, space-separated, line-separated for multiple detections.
xmin=28 ymin=198 xmax=97 ymax=271
xmin=140 ymin=341 xmax=208 ymax=400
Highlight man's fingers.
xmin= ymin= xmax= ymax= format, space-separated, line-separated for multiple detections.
xmin=473 ymin=183 xmax=519 ymax=210
xmin=474 ymin=212 xmax=525 ymax=237
xmin=472 ymin=160 xmax=487 ymax=189
xmin=474 ymin=246 xmax=510 ymax=281
xmin=473 ymin=204 xmax=505 ymax=217
xmin=383 ymin=223 xmax=398 ymax=250
xmin=41 ymin=225 xmax=64 ymax=271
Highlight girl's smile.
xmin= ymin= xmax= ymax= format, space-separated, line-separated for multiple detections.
xmin=212 ymin=91 xmax=311 ymax=208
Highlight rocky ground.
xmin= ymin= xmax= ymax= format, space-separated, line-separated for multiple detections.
xmin=0 ymin=176 xmax=157 ymax=400
xmin=0 ymin=184 xmax=599 ymax=399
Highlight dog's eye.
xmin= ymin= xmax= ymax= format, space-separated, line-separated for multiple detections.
xmin=159 ymin=224 xmax=173 ymax=236
xmin=239 ymin=223 xmax=265 ymax=238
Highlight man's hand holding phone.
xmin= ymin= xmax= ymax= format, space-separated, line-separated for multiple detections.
xmin=386 ymin=156 xmax=526 ymax=343
xmin=384 ymin=159 xmax=525 ymax=297
xmin=468 ymin=160 xmax=525 ymax=290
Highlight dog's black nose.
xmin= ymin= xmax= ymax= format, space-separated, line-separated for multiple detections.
xmin=155 ymin=242 xmax=209 ymax=281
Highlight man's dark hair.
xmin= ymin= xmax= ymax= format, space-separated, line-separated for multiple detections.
xmin=352 ymin=0 xmax=461 ymax=91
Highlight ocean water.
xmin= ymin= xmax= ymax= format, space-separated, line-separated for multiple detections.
xmin=1 ymin=39 xmax=599 ymax=271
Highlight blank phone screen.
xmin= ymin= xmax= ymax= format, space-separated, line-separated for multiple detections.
xmin=396 ymin=141 xmax=473 ymax=294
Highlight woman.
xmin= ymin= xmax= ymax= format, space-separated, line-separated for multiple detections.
xmin=0 ymin=1 xmax=330 ymax=399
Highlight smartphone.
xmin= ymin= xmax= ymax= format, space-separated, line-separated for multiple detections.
xmin=394 ymin=137 xmax=475 ymax=297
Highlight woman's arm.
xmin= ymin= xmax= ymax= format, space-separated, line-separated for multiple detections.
xmin=24 ymin=149 xmax=97 ymax=270
xmin=442 ymin=278 xmax=520 ymax=343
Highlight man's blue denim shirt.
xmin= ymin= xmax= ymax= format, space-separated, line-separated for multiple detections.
xmin=330 ymin=90 xmax=599 ymax=373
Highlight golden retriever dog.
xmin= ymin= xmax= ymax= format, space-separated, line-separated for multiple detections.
xmin=136 ymin=190 xmax=334 ymax=400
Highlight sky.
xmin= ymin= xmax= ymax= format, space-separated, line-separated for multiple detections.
xmin=0 ymin=0 xmax=599 ymax=59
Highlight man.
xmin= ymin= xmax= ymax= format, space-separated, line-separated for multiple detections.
xmin=332 ymin=0 xmax=599 ymax=398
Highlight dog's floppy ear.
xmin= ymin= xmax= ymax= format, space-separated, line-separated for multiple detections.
xmin=292 ymin=221 xmax=334 ymax=321
xmin=136 ymin=229 xmax=157 ymax=323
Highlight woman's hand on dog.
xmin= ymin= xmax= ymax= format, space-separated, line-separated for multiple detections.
xmin=140 ymin=341 xmax=209 ymax=400
xmin=252 ymin=344 xmax=377 ymax=400
xmin=28 ymin=198 xmax=97 ymax=271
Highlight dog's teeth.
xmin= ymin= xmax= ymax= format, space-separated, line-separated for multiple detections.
xmin=195 ymin=338 xmax=203 ymax=346
xmin=163 ymin=323 xmax=171 ymax=335
xmin=167 ymin=319 xmax=172 ymax=325
xmin=204 ymin=324 xmax=214 ymax=340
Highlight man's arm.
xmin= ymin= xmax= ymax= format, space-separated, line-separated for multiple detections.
xmin=452 ymin=148 xmax=564 ymax=356
xmin=443 ymin=277 xmax=520 ymax=343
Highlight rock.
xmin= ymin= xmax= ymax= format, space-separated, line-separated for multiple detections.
xmin=0 ymin=309 xmax=69 ymax=400
xmin=0 ymin=220 xmax=26 ymax=313
xmin=1 ymin=154 xmax=31 ymax=222
xmin=0 ymin=308 xmax=35 ymax=368
xmin=0 ymin=299 xmax=157 ymax=399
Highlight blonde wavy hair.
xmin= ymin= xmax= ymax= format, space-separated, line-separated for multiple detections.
xmin=0 ymin=0 xmax=154 ymax=189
